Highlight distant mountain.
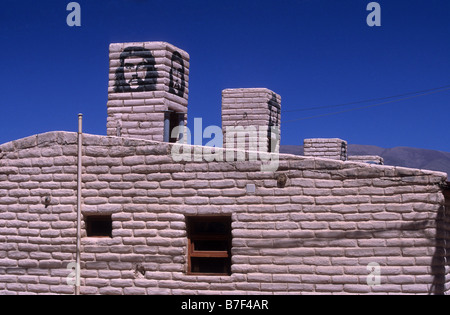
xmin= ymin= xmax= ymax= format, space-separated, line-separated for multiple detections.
xmin=280 ymin=144 xmax=450 ymax=176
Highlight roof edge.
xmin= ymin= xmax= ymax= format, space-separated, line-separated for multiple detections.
xmin=1 ymin=131 xmax=448 ymax=182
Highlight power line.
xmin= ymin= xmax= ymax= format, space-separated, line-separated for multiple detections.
xmin=283 ymin=85 xmax=450 ymax=123
xmin=282 ymin=84 xmax=450 ymax=113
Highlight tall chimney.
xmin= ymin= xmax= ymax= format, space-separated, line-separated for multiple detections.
xmin=107 ymin=41 xmax=189 ymax=143
xmin=221 ymin=88 xmax=281 ymax=153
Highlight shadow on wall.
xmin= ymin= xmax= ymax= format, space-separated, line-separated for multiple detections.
xmin=246 ymin=214 xmax=448 ymax=295
xmin=431 ymin=189 xmax=450 ymax=295
xmin=266 ymin=220 xmax=435 ymax=249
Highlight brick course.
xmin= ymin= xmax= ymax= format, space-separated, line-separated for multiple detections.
xmin=0 ymin=131 xmax=448 ymax=295
xmin=222 ymin=88 xmax=281 ymax=154
xmin=107 ymin=42 xmax=189 ymax=142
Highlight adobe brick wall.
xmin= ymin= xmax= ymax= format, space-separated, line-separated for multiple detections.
xmin=0 ymin=131 xmax=449 ymax=295
xmin=107 ymin=42 xmax=189 ymax=142
xmin=222 ymin=88 xmax=281 ymax=153
xmin=348 ymin=155 xmax=384 ymax=165
xmin=304 ymin=138 xmax=348 ymax=161
xmin=0 ymin=133 xmax=78 ymax=295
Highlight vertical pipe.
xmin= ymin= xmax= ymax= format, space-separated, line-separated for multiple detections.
xmin=177 ymin=113 xmax=185 ymax=143
xmin=164 ymin=111 xmax=171 ymax=142
xmin=76 ymin=113 xmax=83 ymax=295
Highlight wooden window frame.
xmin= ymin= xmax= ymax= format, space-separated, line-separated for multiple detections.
xmin=186 ymin=216 xmax=232 ymax=276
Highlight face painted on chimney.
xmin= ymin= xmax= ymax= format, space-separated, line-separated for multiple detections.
xmin=124 ymin=57 xmax=148 ymax=90
xmin=114 ymin=46 xmax=157 ymax=93
xmin=171 ymin=61 xmax=183 ymax=92
xmin=169 ymin=51 xmax=185 ymax=97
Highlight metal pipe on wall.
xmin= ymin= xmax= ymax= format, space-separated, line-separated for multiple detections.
xmin=76 ymin=113 xmax=83 ymax=295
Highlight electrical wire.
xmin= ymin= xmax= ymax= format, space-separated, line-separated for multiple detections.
xmin=283 ymin=84 xmax=450 ymax=113
xmin=283 ymin=85 xmax=450 ymax=123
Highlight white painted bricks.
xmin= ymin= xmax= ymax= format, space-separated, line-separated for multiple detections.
xmin=348 ymin=155 xmax=384 ymax=165
xmin=0 ymin=131 xmax=448 ymax=295
xmin=222 ymin=88 xmax=281 ymax=154
xmin=107 ymin=42 xmax=189 ymax=142
xmin=304 ymin=138 xmax=348 ymax=161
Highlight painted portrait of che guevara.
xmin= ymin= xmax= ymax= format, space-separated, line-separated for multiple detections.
xmin=268 ymin=92 xmax=281 ymax=152
xmin=169 ymin=51 xmax=186 ymax=97
xmin=114 ymin=46 xmax=158 ymax=93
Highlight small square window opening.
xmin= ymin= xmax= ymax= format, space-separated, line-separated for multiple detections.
xmin=86 ymin=215 xmax=112 ymax=238
xmin=186 ymin=216 xmax=232 ymax=276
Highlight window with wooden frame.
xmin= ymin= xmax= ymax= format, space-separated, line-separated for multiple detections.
xmin=186 ymin=216 xmax=232 ymax=276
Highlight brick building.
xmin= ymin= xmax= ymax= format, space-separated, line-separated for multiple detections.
xmin=0 ymin=41 xmax=449 ymax=295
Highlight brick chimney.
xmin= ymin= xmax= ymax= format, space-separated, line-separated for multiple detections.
xmin=107 ymin=41 xmax=189 ymax=143
xmin=221 ymin=88 xmax=281 ymax=153
xmin=304 ymin=138 xmax=347 ymax=161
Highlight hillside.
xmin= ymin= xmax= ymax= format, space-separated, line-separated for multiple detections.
xmin=280 ymin=144 xmax=450 ymax=176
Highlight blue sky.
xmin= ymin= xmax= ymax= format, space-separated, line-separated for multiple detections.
xmin=0 ymin=0 xmax=449 ymax=152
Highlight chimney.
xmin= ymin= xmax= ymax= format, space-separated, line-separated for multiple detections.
xmin=303 ymin=138 xmax=347 ymax=161
xmin=107 ymin=41 xmax=189 ymax=143
xmin=348 ymin=155 xmax=384 ymax=165
xmin=221 ymin=88 xmax=281 ymax=153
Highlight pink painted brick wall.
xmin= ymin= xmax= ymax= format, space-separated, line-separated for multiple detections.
xmin=0 ymin=131 xmax=448 ymax=295
xmin=107 ymin=42 xmax=189 ymax=142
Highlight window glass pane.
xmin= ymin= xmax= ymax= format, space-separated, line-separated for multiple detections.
xmin=191 ymin=257 xmax=230 ymax=274
xmin=187 ymin=216 xmax=232 ymax=275
xmin=190 ymin=219 xmax=230 ymax=236
xmin=194 ymin=240 xmax=229 ymax=251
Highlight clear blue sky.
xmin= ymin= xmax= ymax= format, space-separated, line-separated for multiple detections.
xmin=1 ymin=0 xmax=449 ymax=152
